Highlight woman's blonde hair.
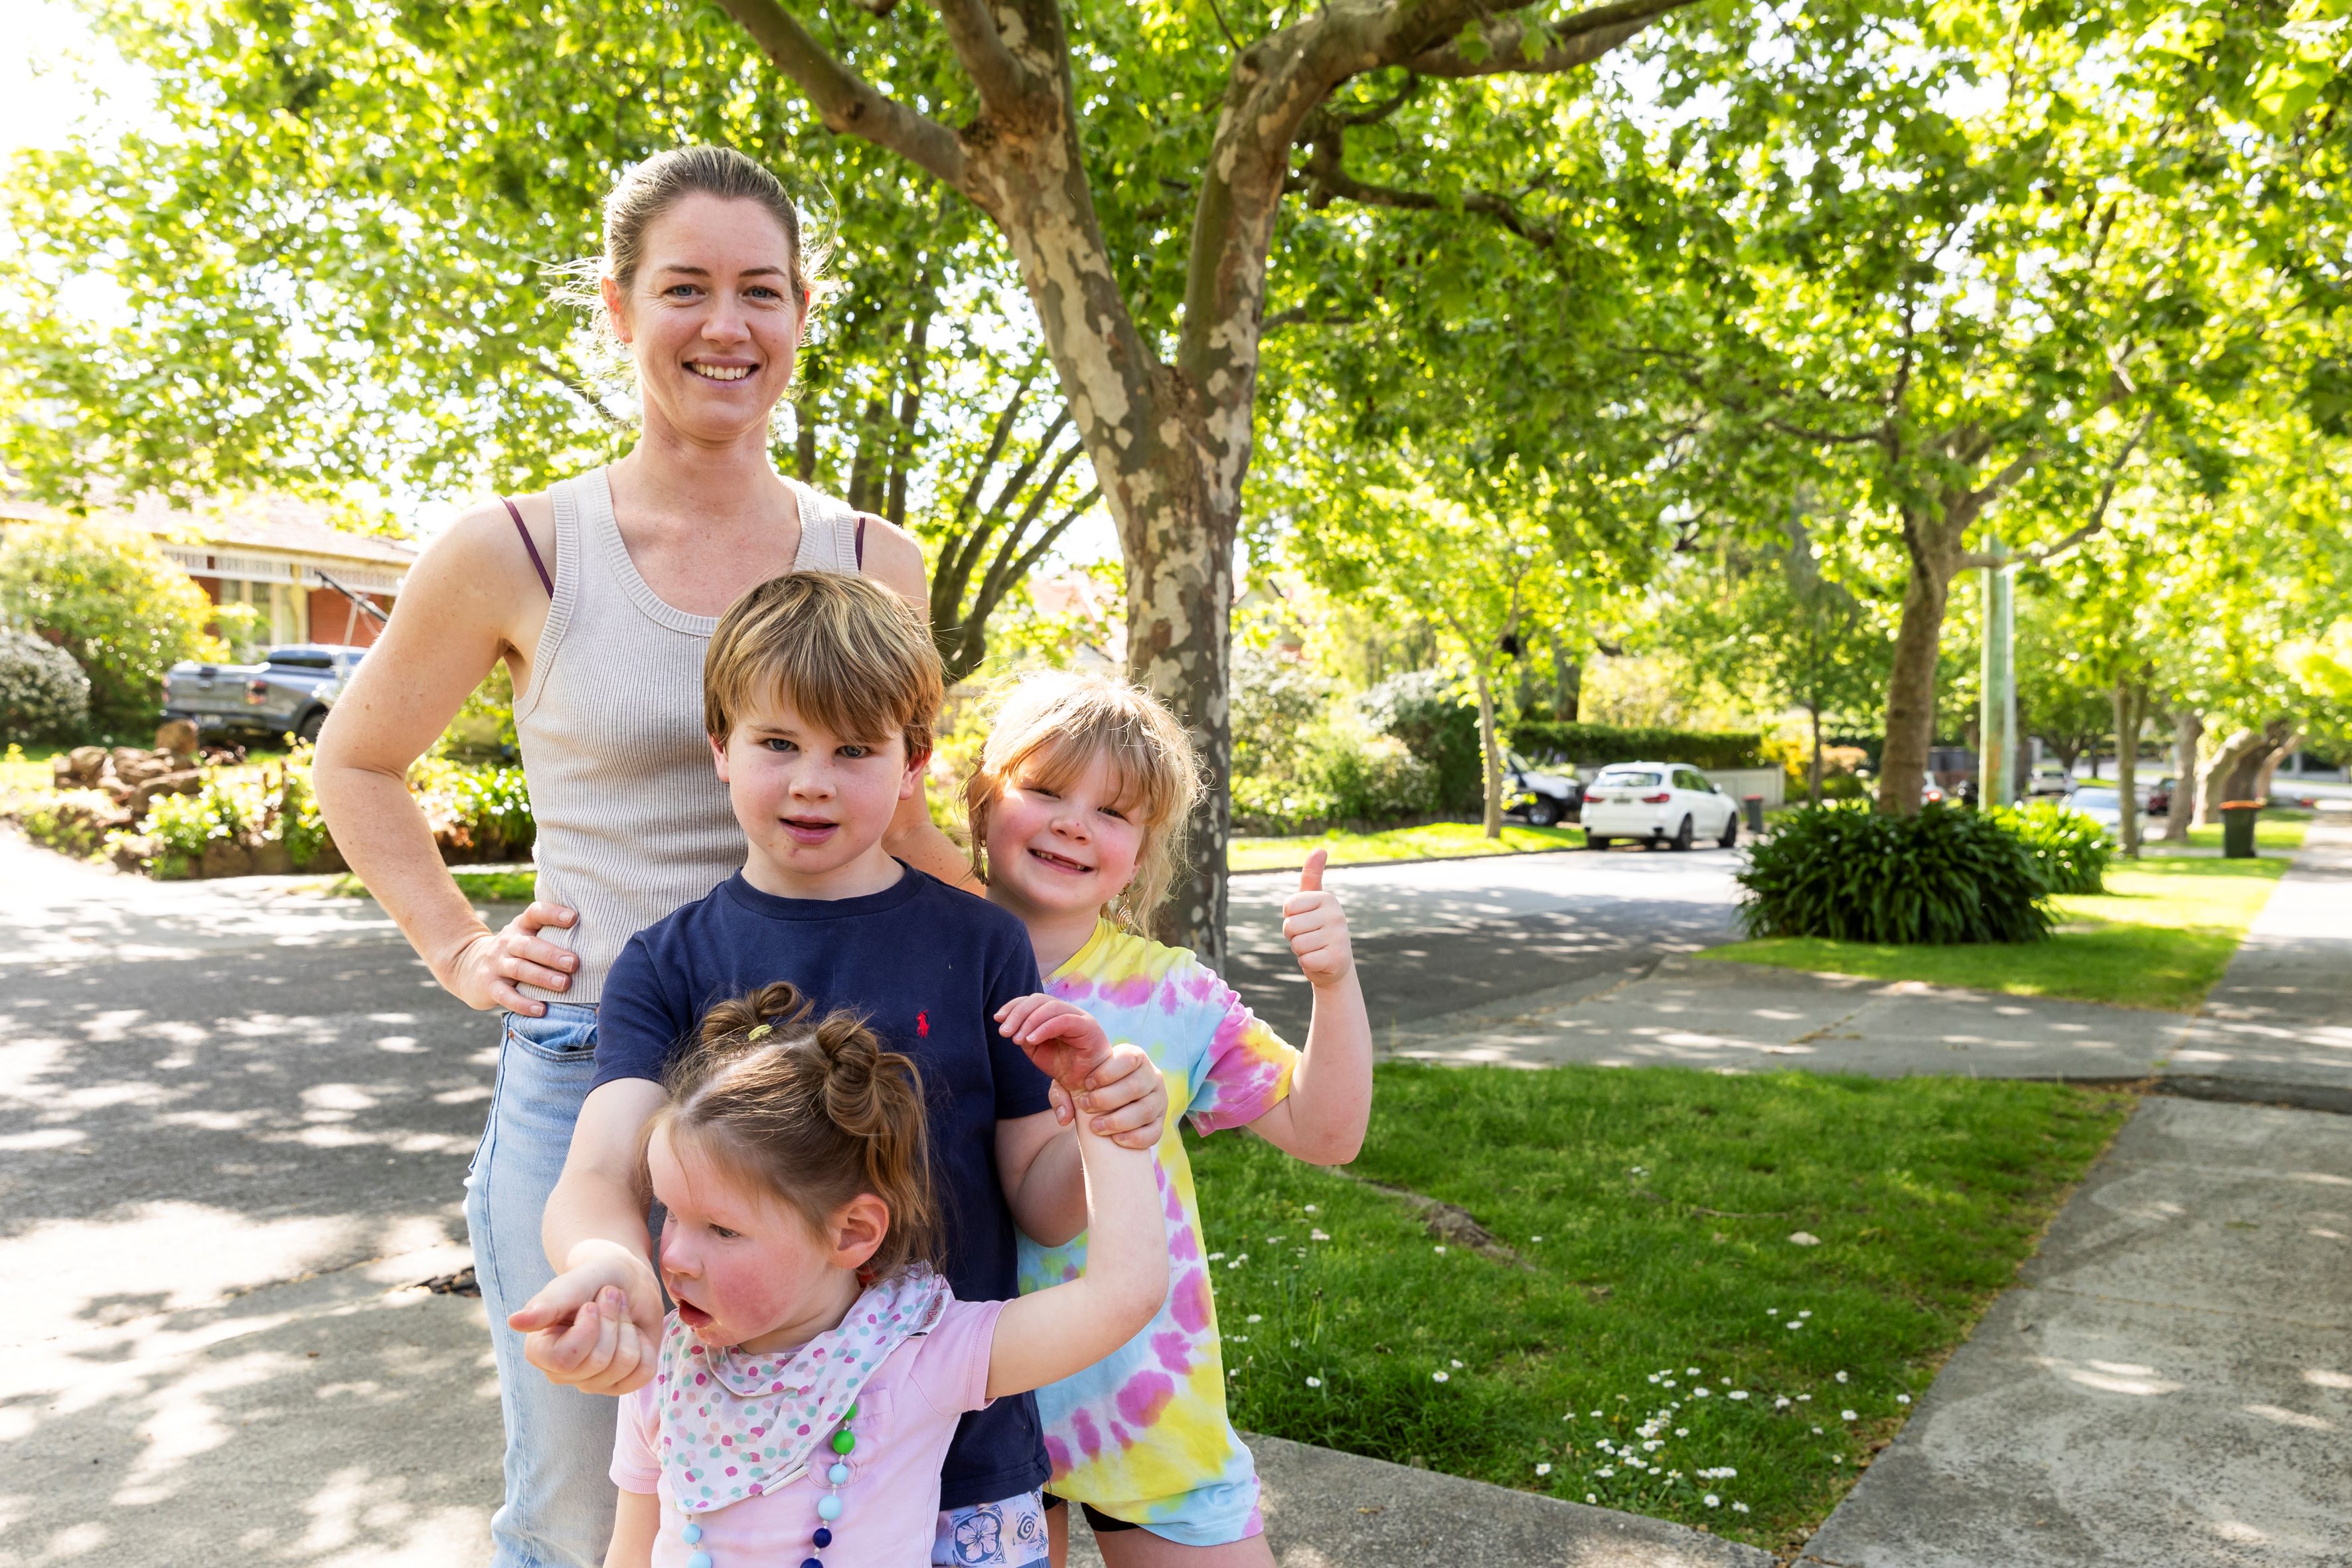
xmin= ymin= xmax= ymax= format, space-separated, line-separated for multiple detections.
xmin=964 ymin=670 xmax=1202 ymax=931
xmin=649 ymin=982 xmax=936 ymax=1280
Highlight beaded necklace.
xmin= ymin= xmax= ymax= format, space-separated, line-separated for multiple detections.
xmin=676 ymin=1399 xmax=857 ymax=1568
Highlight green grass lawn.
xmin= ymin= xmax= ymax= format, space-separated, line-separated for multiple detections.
xmin=1195 ymin=1063 xmax=2130 ymax=1553
xmin=1229 ymin=821 xmax=1582 ymax=874
xmin=1702 ymin=854 xmax=2288 ymax=1011
xmin=319 ymin=866 xmax=538 ymax=903
xmin=2165 ymin=813 xmax=2308 ymax=854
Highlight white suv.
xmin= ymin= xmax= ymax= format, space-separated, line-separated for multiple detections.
xmin=1583 ymin=761 xmax=1741 ymax=851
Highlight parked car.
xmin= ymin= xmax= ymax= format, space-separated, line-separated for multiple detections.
xmin=2028 ymin=762 xmax=2073 ymax=798
xmin=1504 ymin=751 xmax=1584 ymax=826
xmin=1582 ymin=761 xmax=1741 ymax=851
xmin=163 ymin=644 xmax=367 ymax=743
xmin=2063 ymin=782 xmax=2137 ymax=839
xmin=1921 ymin=771 xmax=1947 ymax=805
xmin=2146 ymin=775 xmax=2175 ymax=817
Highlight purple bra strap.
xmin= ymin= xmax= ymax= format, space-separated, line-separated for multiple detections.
xmin=502 ymin=496 xmax=553 ymax=597
xmin=855 ymin=515 xmax=867 ymax=570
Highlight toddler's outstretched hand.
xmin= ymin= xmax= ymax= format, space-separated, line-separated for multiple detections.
xmin=1048 ymin=1041 xmax=1168 ymax=1149
xmin=1283 ymin=848 xmax=1355 ymax=988
xmin=510 ymin=1245 xmax=663 ymax=1395
xmin=997 ymin=993 xmax=1114 ymax=1090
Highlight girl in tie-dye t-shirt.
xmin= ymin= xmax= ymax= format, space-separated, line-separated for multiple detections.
xmin=966 ymin=671 xmax=1374 ymax=1564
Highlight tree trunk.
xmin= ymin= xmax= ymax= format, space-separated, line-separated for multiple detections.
xmin=2159 ymin=706 xmax=2200 ymax=842
xmin=1549 ymin=630 xmax=1581 ymax=722
xmin=1809 ymin=703 xmax=1824 ymax=806
xmin=2197 ymin=728 xmax=2264 ymax=824
xmin=2112 ymin=682 xmax=2140 ymax=860
xmin=2250 ymin=720 xmax=2303 ymax=804
xmin=1473 ymin=663 xmax=1503 ymax=838
xmin=1877 ymin=516 xmax=1955 ymax=815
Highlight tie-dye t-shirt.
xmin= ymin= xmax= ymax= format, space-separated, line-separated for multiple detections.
xmin=1016 ymin=920 xmax=1299 ymax=1545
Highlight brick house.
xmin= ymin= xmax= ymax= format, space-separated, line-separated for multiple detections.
xmin=2 ymin=495 xmax=414 ymax=653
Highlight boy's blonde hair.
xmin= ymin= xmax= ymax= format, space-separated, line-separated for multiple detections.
xmin=965 ymin=670 xmax=1202 ymax=931
xmin=704 ymin=572 xmax=944 ymax=761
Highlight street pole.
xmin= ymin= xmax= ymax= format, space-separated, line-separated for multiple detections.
xmin=1980 ymin=538 xmax=2016 ymax=805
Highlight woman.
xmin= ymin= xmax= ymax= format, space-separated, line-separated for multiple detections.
xmin=314 ymin=147 xmax=967 ymax=1568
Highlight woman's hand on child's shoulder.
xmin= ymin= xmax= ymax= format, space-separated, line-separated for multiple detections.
xmin=1048 ymin=1041 xmax=1168 ymax=1150
xmin=996 ymin=993 xmax=1115 ymax=1090
xmin=1283 ymin=848 xmax=1355 ymax=988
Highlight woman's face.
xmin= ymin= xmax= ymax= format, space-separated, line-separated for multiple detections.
xmin=606 ymin=192 xmax=802 ymax=446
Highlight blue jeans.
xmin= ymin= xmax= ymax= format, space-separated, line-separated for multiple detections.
xmin=464 ymin=1004 xmax=613 ymax=1568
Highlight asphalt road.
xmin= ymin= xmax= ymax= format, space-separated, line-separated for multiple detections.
xmin=1223 ymin=844 xmax=1746 ymax=1039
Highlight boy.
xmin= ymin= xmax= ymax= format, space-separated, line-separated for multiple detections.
xmin=508 ymin=572 xmax=1168 ymax=1567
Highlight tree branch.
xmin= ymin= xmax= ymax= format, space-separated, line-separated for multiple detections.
xmin=926 ymin=0 xmax=1050 ymax=118
xmin=528 ymin=353 xmax=627 ymax=431
xmin=1956 ymin=408 xmax=2155 ymax=571
xmin=1403 ymin=0 xmax=1702 ymax=78
xmin=712 ymin=0 xmax=968 ymax=189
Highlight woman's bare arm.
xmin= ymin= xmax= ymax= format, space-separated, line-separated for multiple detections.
xmin=313 ymin=496 xmax=583 ymax=1012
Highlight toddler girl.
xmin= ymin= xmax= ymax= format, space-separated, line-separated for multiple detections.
xmin=604 ymin=981 xmax=1166 ymax=1568
xmin=966 ymin=671 xmax=1374 ymax=1565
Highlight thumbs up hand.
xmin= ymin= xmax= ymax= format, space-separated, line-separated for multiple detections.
xmin=1281 ymin=848 xmax=1354 ymax=989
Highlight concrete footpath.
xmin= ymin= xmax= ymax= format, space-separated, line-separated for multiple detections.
xmin=1793 ymin=822 xmax=2352 ymax=1568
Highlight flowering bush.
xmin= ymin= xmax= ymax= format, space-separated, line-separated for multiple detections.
xmin=0 ymin=627 xmax=90 ymax=742
xmin=0 ymin=519 xmax=220 ymax=735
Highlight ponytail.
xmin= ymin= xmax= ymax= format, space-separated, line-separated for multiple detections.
xmin=655 ymin=983 xmax=938 ymax=1281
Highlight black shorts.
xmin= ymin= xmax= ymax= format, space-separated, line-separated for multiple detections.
xmin=1042 ymin=1493 xmax=1140 ymax=1534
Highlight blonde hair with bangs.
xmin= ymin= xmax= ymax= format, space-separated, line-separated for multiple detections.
xmin=965 ymin=670 xmax=1202 ymax=932
xmin=704 ymin=572 xmax=943 ymax=761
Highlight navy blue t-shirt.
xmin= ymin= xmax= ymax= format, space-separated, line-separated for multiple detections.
xmin=594 ymin=863 xmax=1053 ymax=1509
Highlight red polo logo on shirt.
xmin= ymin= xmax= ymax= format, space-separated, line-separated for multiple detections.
xmin=916 ymin=1010 xmax=929 ymax=1038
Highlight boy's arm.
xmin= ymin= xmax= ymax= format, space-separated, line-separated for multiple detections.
xmin=605 ymin=1488 xmax=659 ymax=1568
xmin=986 ymin=1105 xmax=1167 ymax=1399
xmin=1241 ymin=851 xmax=1372 ymax=1166
xmin=507 ymin=1076 xmax=668 ymax=1393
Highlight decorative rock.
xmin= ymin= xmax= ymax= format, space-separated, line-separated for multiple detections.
xmin=153 ymin=718 xmax=199 ymax=758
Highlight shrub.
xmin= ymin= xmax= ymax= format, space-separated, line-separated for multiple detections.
xmin=0 ymin=627 xmax=91 ymax=742
xmin=1987 ymin=801 xmax=2111 ymax=895
xmin=1358 ymin=670 xmax=1482 ymax=812
xmin=19 ymin=789 xmax=118 ymax=858
xmin=1507 ymin=718 xmax=1771 ymax=772
xmin=140 ymin=780 xmax=253 ymax=876
xmin=452 ymin=765 xmax=535 ymax=856
xmin=0 ymin=520 xmax=221 ymax=736
xmin=1737 ymin=801 xmax=2054 ymax=945
xmin=1231 ymin=643 xmax=1331 ymax=787
xmin=1316 ymin=732 xmax=1439 ymax=823
xmin=1232 ymin=774 xmax=1340 ymax=836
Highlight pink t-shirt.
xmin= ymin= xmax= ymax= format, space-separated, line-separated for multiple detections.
xmin=613 ymin=1297 xmax=1005 ymax=1567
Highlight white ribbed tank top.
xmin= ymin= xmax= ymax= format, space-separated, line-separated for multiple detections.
xmin=514 ymin=466 xmax=864 ymax=1004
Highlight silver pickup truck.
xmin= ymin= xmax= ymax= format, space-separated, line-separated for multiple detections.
xmin=163 ymin=644 xmax=366 ymax=744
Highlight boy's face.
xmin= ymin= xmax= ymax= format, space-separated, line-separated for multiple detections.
xmin=712 ymin=692 xmax=921 ymax=898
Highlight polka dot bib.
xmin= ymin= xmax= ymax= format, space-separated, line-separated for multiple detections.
xmin=656 ymin=1265 xmax=951 ymax=1514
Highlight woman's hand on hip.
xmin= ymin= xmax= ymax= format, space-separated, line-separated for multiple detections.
xmin=445 ymin=900 xmax=581 ymax=1014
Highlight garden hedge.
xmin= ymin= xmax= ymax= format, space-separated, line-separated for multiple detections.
xmin=1508 ymin=719 xmax=1772 ymax=772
